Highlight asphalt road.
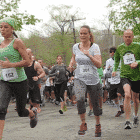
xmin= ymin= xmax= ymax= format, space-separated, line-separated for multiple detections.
xmin=2 ymin=101 xmax=140 ymax=140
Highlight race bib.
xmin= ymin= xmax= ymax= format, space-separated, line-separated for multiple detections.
xmin=79 ymin=65 xmax=93 ymax=74
xmin=123 ymin=53 xmax=135 ymax=65
xmin=2 ymin=68 xmax=18 ymax=81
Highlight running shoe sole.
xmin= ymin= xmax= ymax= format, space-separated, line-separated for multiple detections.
xmin=30 ymin=108 xmax=38 ymax=128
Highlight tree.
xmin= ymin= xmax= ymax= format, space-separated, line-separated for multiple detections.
xmin=43 ymin=5 xmax=84 ymax=63
xmin=0 ymin=0 xmax=41 ymax=31
xmin=108 ymin=0 xmax=140 ymax=36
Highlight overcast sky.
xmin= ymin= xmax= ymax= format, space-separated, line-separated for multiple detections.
xmin=18 ymin=0 xmax=111 ymax=37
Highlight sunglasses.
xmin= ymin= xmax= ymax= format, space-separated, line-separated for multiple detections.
xmin=110 ymin=51 xmax=114 ymax=53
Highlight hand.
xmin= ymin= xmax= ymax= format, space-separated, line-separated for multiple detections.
xmin=108 ymin=66 xmax=111 ymax=69
xmin=68 ymin=66 xmax=73 ymax=72
xmin=32 ymin=76 xmax=38 ymax=81
xmin=0 ymin=57 xmax=12 ymax=68
xmin=112 ymin=71 xmax=116 ymax=77
xmin=83 ymin=50 xmax=90 ymax=57
xmin=129 ymin=62 xmax=138 ymax=69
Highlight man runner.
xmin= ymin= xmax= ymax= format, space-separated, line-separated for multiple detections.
xmin=112 ymin=29 xmax=140 ymax=129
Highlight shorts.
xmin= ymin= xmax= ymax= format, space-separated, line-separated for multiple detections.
xmin=121 ymin=78 xmax=140 ymax=93
xmin=28 ymin=83 xmax=42 ymax=104
xmin=109 ymin=83 xmax=124 ymax=100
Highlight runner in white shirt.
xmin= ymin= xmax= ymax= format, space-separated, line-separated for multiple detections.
xmin=105 ymin=47 xmax=124 ymax=117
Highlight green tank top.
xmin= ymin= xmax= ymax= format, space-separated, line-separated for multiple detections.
xmin=0 ymin=39 xmax=27 ymax=82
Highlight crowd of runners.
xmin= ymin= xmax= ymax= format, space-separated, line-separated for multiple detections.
xmin=0 ymin=17 xmax=140 ymax=139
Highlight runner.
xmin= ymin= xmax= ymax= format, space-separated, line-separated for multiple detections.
xmin=37 ymin=60 xmax=50 ymax=105
xmin=112 ymin=29 xmax=140 ymax=129
xmin=106 ymin=47 xmax=124 ymax=117
xmin=49 ymin=55 xmax=70 ymax=114
xmin=24 ymin=49 xmax=45 ymax=114
xmin=0 ymin=17 xmax=38 ymax=139
xmin=68 ymin=25 xmax=102 ymax=137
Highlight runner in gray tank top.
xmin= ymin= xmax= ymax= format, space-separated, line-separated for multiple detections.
xmin=68 ymin=25 xmax=102 ymax=137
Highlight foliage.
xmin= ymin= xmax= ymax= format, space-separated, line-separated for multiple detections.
xmin=108 ymin=0 xmax=140 ymax=35
xmin=22 ymin=31 xmax=78 ymax=66
xmin=0 ymin=0 xmax=40 ymax=31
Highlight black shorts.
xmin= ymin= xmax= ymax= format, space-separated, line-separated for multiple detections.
xmin=121 ymin=78 xmax=140 ymax=93
xmin=28 ymin=84 xmax=42 ymax=104
xmin=109 ymin=83 xmax=124 ymax=100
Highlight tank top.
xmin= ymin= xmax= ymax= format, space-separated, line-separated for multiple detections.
xmin=0 ymin=39 xmax=27 ymax=82
xmin=24 ymin=60 xmax=38 ymax=88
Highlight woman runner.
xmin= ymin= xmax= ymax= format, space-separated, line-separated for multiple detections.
xmin=49 ymin=55 xmax=70 ymax=114
xmin=68 ymin=25 xmax=102 ymax=137
xmin=0 ymin=17 xmax=38 ymax=139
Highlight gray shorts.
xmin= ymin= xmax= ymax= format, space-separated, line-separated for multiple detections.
xmin=73 ymin=79 xmax=102 ymax=116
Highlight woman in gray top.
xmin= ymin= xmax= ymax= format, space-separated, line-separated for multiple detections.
xmin=68 ymin=25 xmax=102 ymax=137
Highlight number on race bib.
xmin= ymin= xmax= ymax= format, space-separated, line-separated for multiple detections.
xmin=123 ymin=53 xmax=135 ymax=65
xmin=2 ymin=68 xmax=18 ymax=81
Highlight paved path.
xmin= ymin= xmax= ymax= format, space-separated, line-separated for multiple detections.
xmin=2 ymin=102 xmax=140 ymax=140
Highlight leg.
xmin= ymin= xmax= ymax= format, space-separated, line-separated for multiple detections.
xmin=0 ymin=81 xmax=12 ymax=139
xmin=123 ymin=84 xmax=131 ymax=121
xmin=87 ymin=83 xmax=102 ymax=137
xmin=73 ymin=79 xmax=87 ymax=135
xmin=132 ymin=91 xmax=139 ymax=117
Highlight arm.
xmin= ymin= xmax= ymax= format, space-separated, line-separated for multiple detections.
xmin=1 ymin=39 xmax=30 ymax=68
xmin=113 ymin=50 xmax=120 ymax=72
xmin=33 ymin=62 xmax=45 ymax=81
xmin=88 ymin=55 xmax=102 ymax=68
xmin=68 ymin=53 xmax=76 ymax=72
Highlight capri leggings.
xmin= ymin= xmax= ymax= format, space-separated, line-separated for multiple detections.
xmin=73 ymin=79 xmax=102 ymax=116
xmin=0 ymin=80 xmax=29 ymax=120
xmin=55 ymin=81 xmax=67 ymax=102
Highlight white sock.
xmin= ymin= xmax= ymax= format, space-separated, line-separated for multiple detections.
xmin=116 ymin=103 xmax=121 ymax=111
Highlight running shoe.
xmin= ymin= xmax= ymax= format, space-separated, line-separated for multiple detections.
xmin=115 ymin=111 xmax=122 ymax=117
xmin=88 ymin=110 xmax=94 ymax=116
xmin=124 ymin=121 xmax=131 ymax=129
xmin=78 ymin=123 xmax=87 ymax=135
xmin=59 ymin=110 xmax=63 ymax=114
xmin=95 ymin=124 xmax=101 ymax=137
xmin=51 ymin=99 xmax=55 ymax=104
xmin=55 ymin=101 xmax=60 ymax=105
xmin=133 ymin=116 xmax=139 ymax=128
xmin=30 ymin=108 xmax=38 ymax=128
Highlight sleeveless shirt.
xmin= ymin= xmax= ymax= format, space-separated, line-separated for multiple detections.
xmin=0 ymin=39 xmax=27 ymax=82
xmin=24 ymin=60 xmax=38 ymax=88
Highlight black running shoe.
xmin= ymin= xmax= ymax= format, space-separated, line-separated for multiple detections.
xmin=124 ymin=121 xmax=131 ymax=129
xmin=133 ymin=116 xmax=139 ymax=128
xmin=30 ymin=108 xmax=38 ymax=128
xmin=59 ymin=110 xmax=63 ymax=114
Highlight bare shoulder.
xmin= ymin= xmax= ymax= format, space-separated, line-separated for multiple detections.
xmin=13 ymin=38 xmax=25 ymax=49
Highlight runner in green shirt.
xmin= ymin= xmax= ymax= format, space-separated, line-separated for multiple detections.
xmin=112 ymin=29 xmax=140 ymax=129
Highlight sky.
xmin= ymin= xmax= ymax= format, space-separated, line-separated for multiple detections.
xmin=0 ymin=0 xmax=111 ymax=39
xmin=17 ymin=0 xmax=111 ymax=37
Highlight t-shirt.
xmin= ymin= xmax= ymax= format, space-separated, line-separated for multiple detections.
xmin=105 ymin=57 xmax=121 ymax=84
xmin=73 ymin=43 xmax=101 ymax=85
xmin=49 ymin=64 xmax=69 ymax=84
xmin=113 ymin=42 xmax=140 ymax=81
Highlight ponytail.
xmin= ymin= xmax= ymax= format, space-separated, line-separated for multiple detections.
xmin=13 ymin=31 xmax=18 ymax=38
xmin=90 ymin=32 xmax=95 ymax=44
